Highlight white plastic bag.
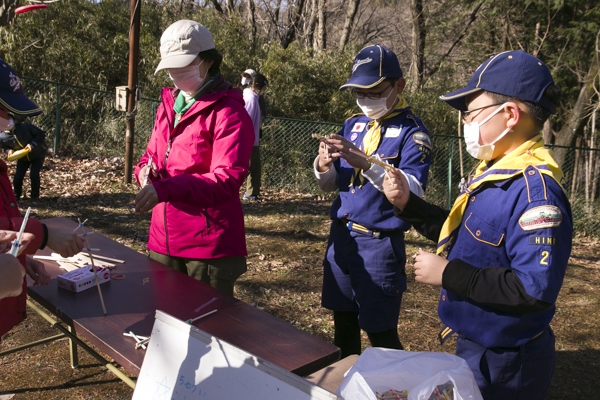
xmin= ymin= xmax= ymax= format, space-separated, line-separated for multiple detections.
xmin=337 ymin=348 xmax=483 ymax=400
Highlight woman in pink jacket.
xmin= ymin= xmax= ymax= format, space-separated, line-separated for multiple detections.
xmin=134 ymin=20 xmax=254 ymax=296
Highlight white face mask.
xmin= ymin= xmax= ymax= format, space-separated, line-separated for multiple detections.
xmin=356 ymin=87 xmax=394 ymax=119
xmin=463 ymin=103 xmax=511 ymax=160
xmin=168 ymin=61 xmax=206 ymax=94
xmin=241 ymin=77 xmax=251 ymax=86
xmin=0 ymin=116 xmax=15 ymax=132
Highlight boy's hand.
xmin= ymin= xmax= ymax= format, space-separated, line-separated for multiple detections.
xmin=413 ymin=249 xmax=448 ymax=287
xmin=0 ymin=230 xmax=34 ymax=255
xmin=46 ymin=227 xmax=85 ymax=257
xmin=383 ymin=169 xmax=410 ymax=210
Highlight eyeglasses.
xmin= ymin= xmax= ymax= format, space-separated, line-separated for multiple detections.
xmin=461 ymin=103 xmax=504 ymax=123
xmin=351 ymin=81 xmax=396 ymax=100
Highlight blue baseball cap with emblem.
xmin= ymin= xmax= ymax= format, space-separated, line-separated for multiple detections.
xmin=0 ymin=59 xmax=42 ymax=116
xmin=439 ymin=50 xmax=556 ymax=113
xmin=340 ymin=44 xmax=403 ymax=90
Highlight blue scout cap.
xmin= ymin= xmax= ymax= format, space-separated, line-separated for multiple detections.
xmin=439 ymin=50 xmax=556 ymax=113
xmin=0 ymin=60 xmax=42 ymax=116
xmin=340 ymin=44 xmax=403 ymax=90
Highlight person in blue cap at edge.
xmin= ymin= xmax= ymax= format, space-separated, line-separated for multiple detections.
xmin=314 ymin=44 xmax=433 ymax=357
xmin=382 ymin=50 xmax=572 ymax=399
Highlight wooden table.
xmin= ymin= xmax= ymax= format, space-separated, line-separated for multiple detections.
xmin=27 ymin=217 xmax=340 ymax=385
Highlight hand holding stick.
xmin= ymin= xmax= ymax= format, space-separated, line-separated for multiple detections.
xmin=10 ymin=207 xmax=31 ymax=257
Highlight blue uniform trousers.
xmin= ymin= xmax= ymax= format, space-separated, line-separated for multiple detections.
xmin=322 ymin=219 xmax=406 ymax=332
xmin=456 ymin=327 xmax=555 ymax=399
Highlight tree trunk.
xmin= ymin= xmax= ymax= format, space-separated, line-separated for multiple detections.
xmin=0 ymin=0 xmax=17 ymax=27
xmin=210 ymin=0 xmax=224 ymax=13
xmin=247 ymin=0 xmax=257 ymax=51
xmin=280 ymin=0 xmax=306 ymax=49
xmin=305 ymin=0 xmax=317 ymax=49
xmin=338 ymin=0 xmax=360 ymax=51
xmin=315 ymin=0 xmax=326 ymax=51
xmin=553 ymin=60 xmax=599 ymax=167
xmin=408 ymin=0 xmax=425 ymax=91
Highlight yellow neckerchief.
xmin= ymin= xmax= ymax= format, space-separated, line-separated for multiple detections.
xmin=349 ymin=96 xmax=410 ymax=187
xmin=436 ymin=134 xmax=565 ymax=255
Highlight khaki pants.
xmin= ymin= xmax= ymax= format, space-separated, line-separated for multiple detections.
xmin=245 ymin=146 xmax=262 ymax=196
xmin=149 ymin=251 xmax=247 ymax=297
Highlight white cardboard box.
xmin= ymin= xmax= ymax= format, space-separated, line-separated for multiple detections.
xmin=57 ymin=266 xmax=110 ymax=293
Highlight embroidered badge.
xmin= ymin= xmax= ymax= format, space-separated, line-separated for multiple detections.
xmin=352 ymin=57 xmax=372 ymax=72
xmin=384 ymin=126 xmax=401 ymax=138
xmin=8 ymin=72 xmax=21 ymax=92
xmin=350 ymin=132 xmax=359 ymax=141
xmin=412 ymin=132 xmax=432 ymax=150
xmin=519 ymin=206 xmax=562 ymax=231
xmin=528 ymin=236 xmax=556 ymax=245
xmin=351 ymin=122 xmax=366 ymax=133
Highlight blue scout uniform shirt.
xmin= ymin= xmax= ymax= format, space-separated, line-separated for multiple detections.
xmin=331 ymin=107 xmax=432 ymax=231
xmin=440 ymin=165 xmax=572 ymax=348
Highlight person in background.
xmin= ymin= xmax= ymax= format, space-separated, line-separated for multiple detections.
xmin=134 ymin=20 xmax=254 ymax=297
xmin=382 ymin=50 xmax=571 ymax=399
xmin=0 ymin=115 xmax=47 ymax=200
xmin=0 ymin=59 xmax=84 ymax=338
xmin=242 ymin=73 xmax=268 ymax=202
xmin=314 ymin=44 xmax=433 ymax=358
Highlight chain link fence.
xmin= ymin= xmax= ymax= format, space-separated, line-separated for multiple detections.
xmin=20 ymin=78 xmax=600 ymax=237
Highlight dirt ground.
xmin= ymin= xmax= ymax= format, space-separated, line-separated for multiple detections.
xmin=0 ymin=156 xmax=598 ymax=399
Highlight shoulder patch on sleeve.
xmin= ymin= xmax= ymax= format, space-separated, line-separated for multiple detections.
xmin=519 ymin=205 xmax=562 ymax=231
xmin=412 ymin=132 xmax=432 ymax=150
xmin=528 ymin=236 xmax=556 ymax=245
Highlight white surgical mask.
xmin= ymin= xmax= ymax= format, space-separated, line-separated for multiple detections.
xmin=168 ymin=61 xmax=206 ymax=94
xmin=463 ymin=103 xmax=511 ymax=160
xmin=241 ymin=77 xmax=251 ymax=86
xmin=0 ymin=116 xmax=15 ymax=132
xmin=356 ymin=89 xmax=394 ymax=120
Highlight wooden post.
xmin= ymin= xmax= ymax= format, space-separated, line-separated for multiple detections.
xmin=124 ymin=0 xmax=141 ymax=184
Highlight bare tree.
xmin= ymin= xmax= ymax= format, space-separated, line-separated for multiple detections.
xmin=408 ymin=0 xmax=425 ymax=91
xmin=305 ymin=0 xmax=318 ymax=49
xmin=247 ymin=0 xmax=257 ymax=50
xmin=280 ymin=0 xmax=307 ymax=49
xmin=210 ymin=0 xmax=225 ymax=13
xmin=315 ymin=0 xmax=326 ymax=50
xmin=0 ymin=0 xmax=17 ymax=27
xmin=338 ymin=0 xmax=360 ymax=51
xmin=553 ymin=60 xmax=600 ymax=167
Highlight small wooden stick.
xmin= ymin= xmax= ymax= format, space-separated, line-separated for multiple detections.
xmin=349 ymin=148 xmax=396 ymax=171
xmin=186 ymin=309 xmax=217 ymax=324
xmin=10 ymin=207 xmax=31 ymax=257
xmin=72 ymin=218 xmax=88 ymax=233
xmin=78 ymin=218 xmax=107 ymax=315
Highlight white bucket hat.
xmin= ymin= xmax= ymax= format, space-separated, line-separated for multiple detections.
xmin=154 ymin=20 xmax=215 ymax=75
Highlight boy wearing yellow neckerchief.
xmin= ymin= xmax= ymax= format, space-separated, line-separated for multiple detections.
xmin=383 ymin=50 xmax=572 ymax=399
xmin=314 ymin=44 xmax=432 ymax=358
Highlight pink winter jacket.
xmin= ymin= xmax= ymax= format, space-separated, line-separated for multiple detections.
xmin=0 ymin=159 xmax=45 ymax=337
xmin=135 ymin=77 xmax=254 ymax=259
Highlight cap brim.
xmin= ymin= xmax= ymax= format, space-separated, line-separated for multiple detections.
xmin=438 ymin=87 xmax=483 ymax=111
xmin=339 ymin=76 xmax=386 ymax=91
xmin=0 ymin=95 xmax=42 ymax=116
xmin=154 ymin=53 xmax=199 ymax=75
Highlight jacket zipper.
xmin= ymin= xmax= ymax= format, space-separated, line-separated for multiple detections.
xmin=163 ymin=138 xmax=173 ymax=256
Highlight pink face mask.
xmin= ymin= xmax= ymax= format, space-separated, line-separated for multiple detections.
xmin=168 ymin=61 xmax=206 ymax=94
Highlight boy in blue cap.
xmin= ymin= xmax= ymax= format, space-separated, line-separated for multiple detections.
xmin=382 ymin=50 xmax=572 ymax=398
xmin=314 ymin=44 xmax=432 ymax=357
